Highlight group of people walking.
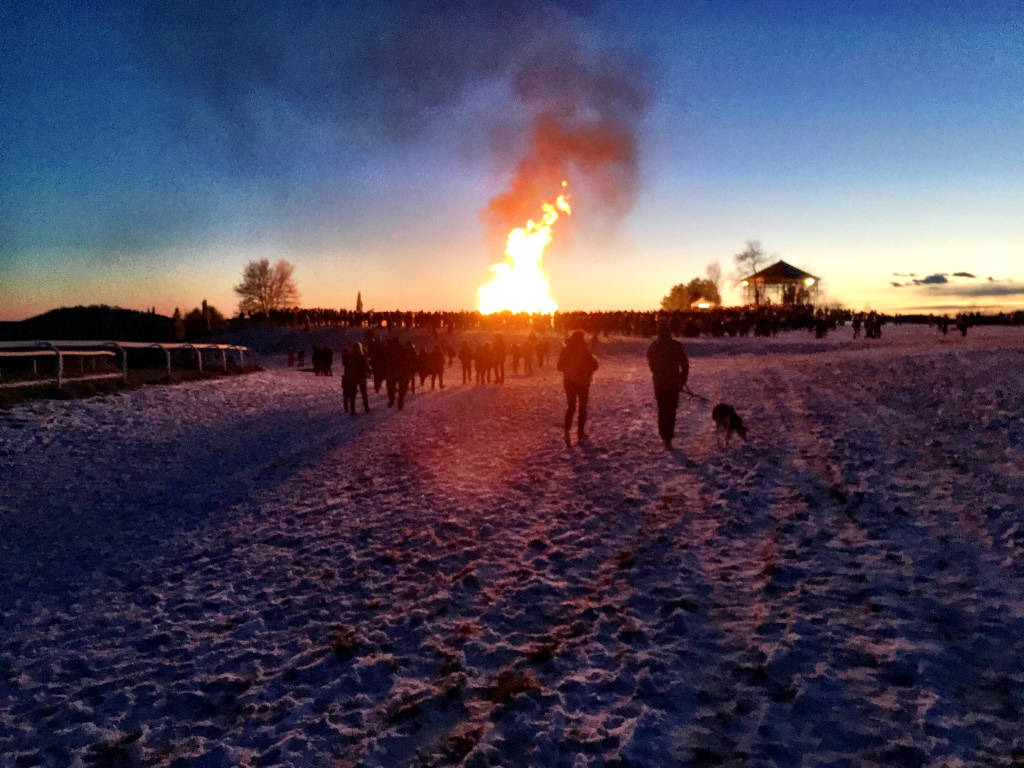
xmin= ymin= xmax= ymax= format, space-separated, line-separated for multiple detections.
xmin=456 ymin=332 xmax=550 ymax=385
xmin=554 ymin=324 xmax=689 ymax=449
xmin=297 ymin=325 xmax=694 ymax=452
xmin=329 ymin=331 xmax=553 ymax=417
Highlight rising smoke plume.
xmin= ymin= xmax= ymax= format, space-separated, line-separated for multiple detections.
xmin=484 ymin=39 xmax=650 ymax=236
xmin=120 ymin=2 xmax=650 ymax=198
xmin=5 ymin=2 xmax=650 ymax=259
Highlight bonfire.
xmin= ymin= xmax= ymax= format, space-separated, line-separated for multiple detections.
xmin=478 ymin=185 xmax=570 ymax=315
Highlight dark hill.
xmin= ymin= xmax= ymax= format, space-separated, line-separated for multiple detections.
xmin=0 ymin=305 xmax=175 ymax=342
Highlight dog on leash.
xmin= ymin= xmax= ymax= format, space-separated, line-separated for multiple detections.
xmin=712 ymin=403 xmax=747 ymax=445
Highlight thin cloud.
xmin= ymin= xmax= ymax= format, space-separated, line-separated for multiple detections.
xmin=896 ymin=279 xmax=1023 ymax=298
xmin=889 ymin=271 xmax=1021 ymax=298
xmin=943 ymin=282 xmax=1023 ymax=298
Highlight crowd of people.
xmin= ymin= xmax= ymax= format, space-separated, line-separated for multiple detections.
xmin=237 ymin=305 xmax=863 ymax=339
xmin=238 ymin=305 xmax=1023 ymax=340
xmin=283 ymin=322 xmax=685 ymax=450
xmin=278 ymin=304 xmax=1015 ymax=447
xmin=317 ymin=331 xmax=558 ymax=416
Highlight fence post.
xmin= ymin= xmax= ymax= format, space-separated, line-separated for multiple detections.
xmin=154 ymin=344 xmax=171 ymax=377
xmin=221 ymin=347 xmax=228 ymax=372
xmin=56 ymin=349 xmax=63 ymax=389
xmin=108 ymin=343 xmax=128 ymax=384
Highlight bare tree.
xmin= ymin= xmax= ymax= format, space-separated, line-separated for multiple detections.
xmin=733 ymin=240 xmax=767 ymax=282
xmin=234 ymin=259 xmax=299 ymax=315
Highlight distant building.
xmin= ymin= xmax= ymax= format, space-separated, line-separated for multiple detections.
xmin=741 ymin=260 xmax=819 ymax=306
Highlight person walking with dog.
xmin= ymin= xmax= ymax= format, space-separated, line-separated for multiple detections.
xmin=647 ymin=322 xmax=689 ymax=450
xmin=557 ymin=330 xmax=599 ymax=445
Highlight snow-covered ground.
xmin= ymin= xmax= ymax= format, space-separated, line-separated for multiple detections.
xmin=1 ymin=325 xmax=1022 ymax=767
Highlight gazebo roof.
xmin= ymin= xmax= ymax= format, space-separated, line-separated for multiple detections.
xmin=745 ymin=260 xmax=818 ymax=282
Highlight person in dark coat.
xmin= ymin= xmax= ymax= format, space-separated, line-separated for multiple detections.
xmin=522 ymin=334 xmax=534 ymax=373
xmin=342 ymin=342 xmax=371 ymax=415
xmin=398 ymin=341 xmax=417 ymax=408
xmin=646 ymin=322 xmax=689 ymax=450
xmin=383 ymin=336 xmax=402 ymax=408
xmin=492 ymin=334 xmax=506 ymax=383
xmin=475 ymin=342 xmax=492 ymax=385
xmin=535 ymin=335 xmax=548 ymax=368
xmin=367 ymin=333 xmax=385 ymax=393
xmin=557 ymin=330 xmax=599 ymax=445
xmin=458 ymin=341 xmax=473 ymax=384
xmin=417 ymin=346 xmax=431 ymax=388
xmin=429 ymin=344 xmax=445 ymax=389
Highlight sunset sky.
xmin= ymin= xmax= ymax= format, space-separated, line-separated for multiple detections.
xmin=2 ymin=0 xmax=1022 ymax=321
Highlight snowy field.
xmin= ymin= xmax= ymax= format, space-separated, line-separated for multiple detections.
xmin=1 ymin=325 xmax=1023 ymax=767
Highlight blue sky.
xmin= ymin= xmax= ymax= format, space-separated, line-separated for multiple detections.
xmin=2 ymin=0 xmax=1021 ymax=319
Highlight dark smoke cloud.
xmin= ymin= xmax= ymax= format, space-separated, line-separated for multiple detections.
xmin=483 ymin=38 xmax=650 ymax=235
xmin=119 ymin=1 xmax=612 ymax=173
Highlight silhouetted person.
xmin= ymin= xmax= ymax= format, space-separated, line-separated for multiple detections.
xmin=459 ymin=341 xmax=473 ymax=384
xmin=647 ymin=322 xmax=689 ymax=450
xmin=297 ymin=349 xmax=306 ymax=368
xmin=492 ymin=334 xmax=506 ymax=383
xmin=429 ymin=344 xmax=445 ymax=389
xmin=383 ymin=336 xmax=402 ymax=407
xmin=286 ymin=347 xmax=295 ymax=367
xmin=367 ymin=333 xmax=385 ymax=393
xmin=398 ymin=341 xmax=417 ymax=408
xmin=522 ymin=334 xmax=534 ymax=373
xmin=557 ymin=330 xmax=599 ymax=445
xmin=535 ymin=335 xmax=548 ymax=368
xmin=417 ymin=346 xmax=431 ymax=387
xmin=475 ymin=342 xmax=492 ymax=385
xmin=342 ymin=343 xmax=371 ymax=415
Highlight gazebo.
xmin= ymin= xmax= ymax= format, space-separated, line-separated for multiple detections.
xmin=741 ymin=260 xmax=819 ymax=306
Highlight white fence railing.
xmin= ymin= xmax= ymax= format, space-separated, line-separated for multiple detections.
xmin=0 ymin=341 xmax=253 ymax=389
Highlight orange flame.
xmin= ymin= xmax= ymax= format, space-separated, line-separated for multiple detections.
xmin=478 ymin=186 xmax=571 ymax=315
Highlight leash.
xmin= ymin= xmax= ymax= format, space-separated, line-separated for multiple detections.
xmin=682 ymin=384 xmax=709 ymax=402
